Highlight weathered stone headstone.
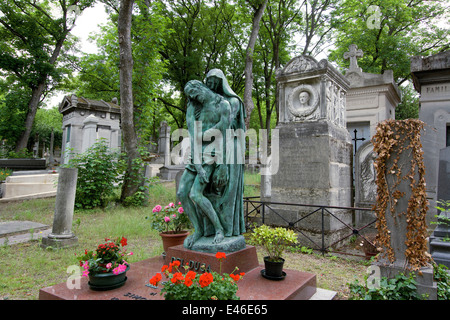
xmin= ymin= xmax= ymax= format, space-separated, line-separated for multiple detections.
xmin=270 ymin=55 xmax=353 ymax=248
xmin=373 ymin=121 xmax=436 ymax=299
xmin=354 ymin=140 xmax=377 ymax=227
xmin=429 ymin=146 xmax=450 ymax=268
xmin=41 ymin=167 xmax=78 ymax=248
xmin=410 ymin=50 xmax=450 ymax=222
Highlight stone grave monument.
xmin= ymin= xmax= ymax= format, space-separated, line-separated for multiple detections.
xmin=59 ymin=95 xmax=121 ymax=165
xmin=344 ymin=44 xmax=401 ymax=142
xmin=372 ymin=120 xmax=437 ymax=299
xmin=429 ymin=146 xmax=450 ymax=268
xmin=410 ymin=50 xmax=450 ymax=223
xmin=270 ymin=55 xmax=353 ymax=248
xmin=156 ymin=121 xmax=185 ymax=180
xmin=354 ymin=140 xmax=377 ymax=227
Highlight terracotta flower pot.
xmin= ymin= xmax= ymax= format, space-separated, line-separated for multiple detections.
xmin=160 ymin=231 xmax=189 ymax=253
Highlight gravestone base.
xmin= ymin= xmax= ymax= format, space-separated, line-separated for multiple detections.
xmin=184 ymin=235 xmax=246 ymax=254
xmin=167 ymin=244 xmax=257 ymax=274
xmin=40 ymin=233 xmax=78 ymax=249
xmin=373 ymin=260 xmax=437 ymax=300
xmin=429 ymin=235 xmax=450 ymax=269
xmin=39 ymin=249 xmax=319 ymax=300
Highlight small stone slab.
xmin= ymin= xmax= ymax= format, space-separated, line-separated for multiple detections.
xmin=0 ymin=221 xmax=49 ymax=238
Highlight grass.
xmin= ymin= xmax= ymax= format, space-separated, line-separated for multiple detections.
xmin=0 ymin=171 xmax=368 ymax=300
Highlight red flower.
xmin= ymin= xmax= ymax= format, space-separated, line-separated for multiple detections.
xmin=199 ymin=272 xmax=214 ymax=288
xmin=184 ymin=278 xmax=193 ymax=287
xmin=150 ymin=273 xmax=162 ymax=286
xmin=171 ymin=272 xmax=184 ymax=284
xmin=120 ymin=237 xmax=127 ymax=247
xmin=230 ymin=274 xmax=240 ymax=282
xmin=215 ymin=252 xmax=226 ymax=260
xmin=172 ymin=260 xmax=181 ymax=268
xmin=186 ymin=270 xmax=196 ymax=280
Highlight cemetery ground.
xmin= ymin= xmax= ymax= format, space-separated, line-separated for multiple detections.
xmin=0 ymin=172 xmax=369 ymax=300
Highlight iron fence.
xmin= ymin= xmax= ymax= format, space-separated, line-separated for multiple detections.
xmin=243 ymin=196 xmax=377 ymax=258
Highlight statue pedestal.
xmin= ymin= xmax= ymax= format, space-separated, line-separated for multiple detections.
xmin=166 ymin=244 xmax=258 ymax=274
xmin=184 ymin=235 xmax=246 ymax=254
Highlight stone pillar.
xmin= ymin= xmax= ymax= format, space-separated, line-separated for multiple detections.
xmin=372 ymin=121 xmax=436 ymax=299
xmin=41 ymin=167 xmax=78 ymax=248
xmin=270 ymin=55 xmax=353 ymax=249
xmin=81 ymin=114 xmax=99 ymax=152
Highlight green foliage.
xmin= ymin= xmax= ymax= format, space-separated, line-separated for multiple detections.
xmin=348 ymin=272 xmax=425 ymax=300
xmin=395 ymin=83 xmax=420 ymax=120
xmin=250 ymin=224 xmax=298 ymax=261
xmin=432 ymin=200 xmax=450 ymax=241
xmin=0 ymin=168 xmax=13 ymax=182
xmin=434 ymin=263 xmax=450 ymax=300
xmin=31 ymin=106 xmax=63 ymax=149
xmin=66 ymin=139 xmax=125 ymax=209
xmin=5 ymin=148 xmax=33 ymax=159
xmin=329 ymin=0 xmax=449 ymax=85
xmin=0 ymin=0 xmax=95 ymax=149
xmin=151 ymin=258 xmax=242 ymax=300
xmin=77 ymin=236 xmax=131 ymax=276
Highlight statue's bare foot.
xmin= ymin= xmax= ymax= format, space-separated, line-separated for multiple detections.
xmin=185 ymin=232 xmax=202 ymax=249
xmin=213 ymin=229 xmax=224 ymax=244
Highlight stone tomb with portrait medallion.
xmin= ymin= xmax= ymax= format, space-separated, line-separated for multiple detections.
xmin=270 ymin=55 xmax=353 ymax=249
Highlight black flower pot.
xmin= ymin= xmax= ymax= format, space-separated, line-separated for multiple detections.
xmin=262 ymin=256 xmax=286 ymax=280
xmin=88 ymin=265 xmax=130 ymax=291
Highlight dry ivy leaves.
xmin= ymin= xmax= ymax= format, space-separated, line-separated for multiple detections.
xmin=371 ymin=119 xmax=431 ymax=271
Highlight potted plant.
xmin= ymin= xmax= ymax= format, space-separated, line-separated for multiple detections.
xmin=148 ymin=202 xmax=191 ymax=253
xmin=77 ymin=236 xmax=133 ymax=290
xmin=250 ymin=225 xmax=298 ymax=280
xmin=149 ymin=252 xmax=244 ymax=300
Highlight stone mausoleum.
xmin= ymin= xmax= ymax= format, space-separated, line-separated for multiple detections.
xmin=59 ymin=95 xmax=121 ymax=165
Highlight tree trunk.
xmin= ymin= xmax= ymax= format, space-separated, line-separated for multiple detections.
xmin=15 ymin=83 xmax=46 ymax=152
xmin=15 ymin=35 xmax=67 ymax=153
xmin=243 ymin=0 xmax=268 ymax=129
xmin=118 ymin=0 xmax=141 ymax=201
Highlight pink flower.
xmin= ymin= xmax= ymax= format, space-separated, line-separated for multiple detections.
xmin=127 ymin=252 xmax=133 ymax=256
xmin=153 ymin=205 xmax=162 ymax=213
xmin=178 ymin=202 xmax=181 ymax=205
xmin=82 ymin=269 xmax=89 ymax=277
xmin=172 ymin=214 xmax=177 ymax=219
xmin=113 ymin=264 xmax=127 ymax=275
xmin=169 ymin=202 xmax=175 ymax=207
xmin=164 ymin=216 xmax=171 ymax=223
xmin=82 ymin=261 xmax=89 ymax=270
xmin=178 ymin=207 xmax=184 ymax=214
xmin=106 ymin=263 xmax=112 ymax=269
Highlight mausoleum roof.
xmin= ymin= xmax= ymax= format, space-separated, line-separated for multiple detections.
xmin=59 ymin=94 xmax=120 ymax=115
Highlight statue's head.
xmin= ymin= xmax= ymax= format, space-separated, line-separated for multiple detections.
xmin=185 ymin=80 xmax=212 ymax=104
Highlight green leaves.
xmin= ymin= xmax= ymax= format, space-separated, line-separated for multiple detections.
xmin=67 ymin=139 xmax=125 ymax=209
xmin=250 ymin=224 xmax=298 ymax=260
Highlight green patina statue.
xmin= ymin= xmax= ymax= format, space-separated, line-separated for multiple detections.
xmin=177 ymin=69 xmax=246 ymax=253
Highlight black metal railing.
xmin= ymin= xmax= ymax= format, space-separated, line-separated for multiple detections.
xmin=243 ymin=196 xmax=377 ymax=258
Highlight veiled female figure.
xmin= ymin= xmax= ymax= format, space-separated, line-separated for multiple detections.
xmin=202 ymin=68 xmax=246 ymax=238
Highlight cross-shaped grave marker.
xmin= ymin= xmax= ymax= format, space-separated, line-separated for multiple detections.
xmin=344 ymin=44 xmax=363 ymax=72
